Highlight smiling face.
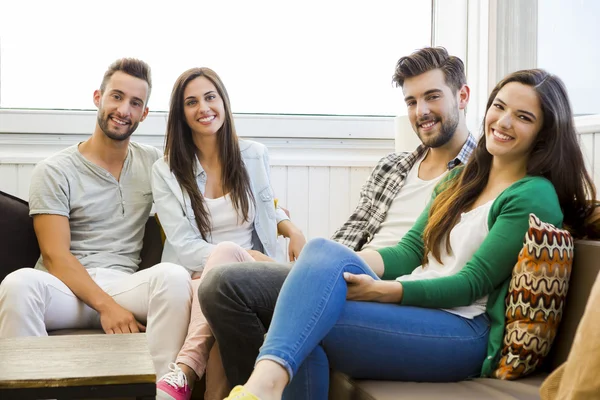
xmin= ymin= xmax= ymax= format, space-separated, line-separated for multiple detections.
xmin=183 ymin=76 xmax=225 ymax=138
xmin=485 ymin=82 xmax=544 ymax=164
xmin=94 ymin=71 xmax=149 ymax=141
xmin=402 ymin=69 xmax=466 ymax=148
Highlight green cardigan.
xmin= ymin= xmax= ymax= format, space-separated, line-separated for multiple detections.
xmin=377 ymin=175 xmax=563 ymax=377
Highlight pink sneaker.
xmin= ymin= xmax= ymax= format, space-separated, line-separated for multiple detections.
xmin=156 ymin=362 xmax=192 ymax=400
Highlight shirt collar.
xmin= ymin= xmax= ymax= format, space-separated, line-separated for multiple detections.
xmin=193 ymin=155 xmax=206 ymax=178
xmin=447 ymin=133 xmax=477 ymax=169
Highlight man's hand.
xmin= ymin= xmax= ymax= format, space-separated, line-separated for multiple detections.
xmin=344 ymin=273 xmax=403 ymax=303
xmin=33 ymin=215 xmax=143 ymax=330
xmin=99 ymin=302 xmax=146 ymax=334
xmin=288 ymin=232 xmax=306 ymax=261
xmin=247 ymin=249 xmax=276 ymax=263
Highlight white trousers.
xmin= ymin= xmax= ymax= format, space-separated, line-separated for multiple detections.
xmin=0 ymin=263 xmax=192 ymax=379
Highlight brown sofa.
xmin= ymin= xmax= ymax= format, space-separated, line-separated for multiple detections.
xmin=330 ymin=239 xmax=600 ymax=399
xmin=2 ymin=190 xmax=599 ymax=400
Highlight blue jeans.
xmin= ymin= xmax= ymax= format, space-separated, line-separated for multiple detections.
xmin=257 ymin=238 xmax=490 ymax=399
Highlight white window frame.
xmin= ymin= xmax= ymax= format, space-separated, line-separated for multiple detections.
xmin=0 ymin=1 xmax=494 ymax=147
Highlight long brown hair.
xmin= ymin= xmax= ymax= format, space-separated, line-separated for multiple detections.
xmin=164 ymin=67 xmax=253 ymax=240
xmin=423 ymin=69 xmax=596 ymax=263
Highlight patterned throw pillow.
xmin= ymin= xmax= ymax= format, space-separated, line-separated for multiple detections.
xmin=493 ymin=213 xmax=574 ymax=380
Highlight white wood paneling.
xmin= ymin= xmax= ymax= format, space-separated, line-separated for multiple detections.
xmin=0 ymin=165 xmax=18 ymax=197
xmin=307 ymin=167 xmax=330 ymax=239
xmin=286 ymin=167 xmax=310 ymax=237
xmin=16 ymin=164 xmax=35 ymax=200
xmin=270 ymin=166 xmax=288 ymax=207
xmin=349 ymin=167 xmax=373 ymax=211
xmin=593 ymin=134 xmax=600 ymax=192
xmin=0 ymin=146 xmax=387 ymax=242
xmin=580 ymin=134 xmax=594 ymax=180
xmin=270 ymin=165 xmax=291 ymax=260
xmin=329 ymin=167 xmax=352 ymax=237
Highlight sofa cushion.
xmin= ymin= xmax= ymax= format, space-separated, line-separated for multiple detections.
xmin=493 ymin=214 xmax=573 ymax=380
xmin=139 ymin=217 xmax=164 ymax=271
xmin=0 ymin=191 xmax=40 ymax=283
xmin=0 ymin=190 xmax=162 ymax=278
xmin=330 ymin=370 xmax=547 ymax=400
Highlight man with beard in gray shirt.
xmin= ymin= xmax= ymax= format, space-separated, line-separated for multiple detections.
xmin=0 ymin=58 xmax=192 ymax=380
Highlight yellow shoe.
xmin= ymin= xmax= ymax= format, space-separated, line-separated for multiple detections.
xmin=224 ymin=385 xmax=261 ymax=400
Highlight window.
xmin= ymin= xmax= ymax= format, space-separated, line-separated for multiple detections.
xmin=0 ymin=0 xmax=432 ymax=116
xmin=538 ymin=0 xmax=600 ymax=115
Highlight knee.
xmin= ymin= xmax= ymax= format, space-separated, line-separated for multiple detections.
xmin=1 ymin=269 xmax=40 ymax=298
xmin=293 ymin=237 xmax=345 ymax=268
xmin=150 ymin=263 xmax=192 ymax=301
xmin=198 ymin=264 xmax=245 ymax=313
xmin=305 ymin=237 xmax=336 ymax=251
xmin=198 ymin=264 xmax=230 ymax=303
xmin=153 ymin=262 xmax=191 ymax=281
xmin=213 ymin=241 xmax=246 ymax=256
xmin=0 ymin=269 xmax=43 ymax=312
xmin=206 ymin=242 xmax=250 ymax=267
xmin=301 ymin=238 xmax=339 ymax=259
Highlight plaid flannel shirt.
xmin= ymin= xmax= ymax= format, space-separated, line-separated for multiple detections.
xmin=330 ymin=133 xmax=477 ymax=251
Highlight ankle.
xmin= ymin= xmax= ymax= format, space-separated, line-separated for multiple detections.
xmin=244 ymin=360 xmax=288 ymax=399
xmin=177 ymin=363 xmax=198 ymax=387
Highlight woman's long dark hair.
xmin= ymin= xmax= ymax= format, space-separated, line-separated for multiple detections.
xmin=164 ymin=67 xmax=253 ymax=240
xmin=423 ymin=69 xmax=596 ymax=263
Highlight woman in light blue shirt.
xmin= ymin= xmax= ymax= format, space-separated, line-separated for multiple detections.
xmin=151 ymin=67 xmax=306 ymax=400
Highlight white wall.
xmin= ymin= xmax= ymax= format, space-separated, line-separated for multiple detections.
xmin=538 ymin=0 xmax=600 ymax=115
xmin=575 ymin=115 xmax=600 ymax=192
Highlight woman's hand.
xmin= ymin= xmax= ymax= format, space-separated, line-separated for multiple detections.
xmin=247 ymin=250 xmax=276 ymax=263
xmin=277 ymin=220 xmax=306 ymax=261
xmin=287 ymin=231 xmax=306 ymax=261
xmin=344 ymin=273 xmax=403 ymax=303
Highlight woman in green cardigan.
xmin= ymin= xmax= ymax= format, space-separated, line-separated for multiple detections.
xmin=225 ymin=69 xmax=597 ymax=400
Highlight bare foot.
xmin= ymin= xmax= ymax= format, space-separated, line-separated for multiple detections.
xmin=243 ymin=360 xmax=289 ymax=400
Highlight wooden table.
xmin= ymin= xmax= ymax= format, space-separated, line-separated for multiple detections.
xmin=0 ymin=333 xmax=156 ymax=399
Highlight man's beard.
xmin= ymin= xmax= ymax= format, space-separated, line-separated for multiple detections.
xmin=416 ymin=105 xmax=460 ymax=148
xmin=97 ymin=111 xmax=138 ymax=141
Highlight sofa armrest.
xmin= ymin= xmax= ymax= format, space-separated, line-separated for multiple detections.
xmin=547 ymin=239 xmax=600 ymax=369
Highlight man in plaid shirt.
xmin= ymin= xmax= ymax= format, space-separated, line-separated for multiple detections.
xmin=199 ymin=47 xmax=478 ymax=389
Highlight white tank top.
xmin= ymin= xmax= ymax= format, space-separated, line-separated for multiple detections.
xmin=205 ymin=194 xmax=255 ymax=249
xmin=397 ymin=199 xmax=494 ymax=319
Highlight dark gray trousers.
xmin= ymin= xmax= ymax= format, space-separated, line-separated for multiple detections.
xmin=199 ymin=261 xmax=290 ymax=386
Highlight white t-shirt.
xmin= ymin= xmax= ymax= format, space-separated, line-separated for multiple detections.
xmin=397 ymin=199 xmax=494 ymax=319
xmin=362 ymin=153 xmax=448 ymax=251
xmin=205 ymin=194 xmax=255 ymax=250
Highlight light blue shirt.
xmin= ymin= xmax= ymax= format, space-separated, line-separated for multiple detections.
xmin=151 ymin=140 xmax=289 ymax=272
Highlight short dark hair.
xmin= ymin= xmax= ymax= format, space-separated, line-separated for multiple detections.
xmin=100 ymin=58 xmax=152 ymax=101
xmin=392 ymin=47 xmax=466 ymax=93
